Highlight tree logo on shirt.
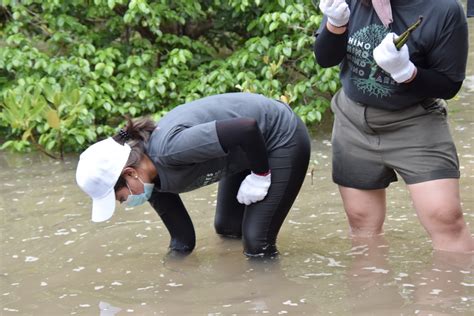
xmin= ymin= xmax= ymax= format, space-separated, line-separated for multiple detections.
xmin=347 ymin=24 xmax=398 ymax=98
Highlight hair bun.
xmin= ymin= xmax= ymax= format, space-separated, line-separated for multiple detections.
xmin=118 ymin=128 xmax=130 ymax=141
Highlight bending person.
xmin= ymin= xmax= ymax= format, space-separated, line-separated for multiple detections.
xmin=313 ymin=0 xmax=473 ymax=252
xmin=76 ymin=92 xmax=311 ymax=257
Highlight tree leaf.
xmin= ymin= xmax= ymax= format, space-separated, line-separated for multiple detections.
xmin=46 ymin=109 xmax=61 ymax=129
xmin=269 ymin=21 xmax=279 ymax=32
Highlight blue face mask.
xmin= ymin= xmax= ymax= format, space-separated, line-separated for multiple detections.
xmin=125 ymin=177 xmax=154 ymax=207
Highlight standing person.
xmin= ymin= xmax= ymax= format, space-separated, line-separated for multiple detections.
xmin=76 ymin=92 xmax=311 ymax=257
xmin=313 ymin=0 xmax=473 ymax=252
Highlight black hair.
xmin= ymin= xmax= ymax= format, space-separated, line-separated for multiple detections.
xmin=113 ymin=116 xmax=157 ymax=191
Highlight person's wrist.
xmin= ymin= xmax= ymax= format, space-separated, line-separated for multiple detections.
xmin=253 ymin=170 xmax=271 ymax=177
xmin=402 ymin=66 xmax=417 ymax=83
xmin=326 ymin=21 xmax=347 ymax=34
xmin=392 ymin=62 xmax=416 ymax=83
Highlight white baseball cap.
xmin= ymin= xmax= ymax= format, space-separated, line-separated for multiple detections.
xmin=76 ymin=137 xmax=131 ymax=222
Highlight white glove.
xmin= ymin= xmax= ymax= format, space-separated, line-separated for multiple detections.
xmin=236 ymin=172 xmax=271 ymax=206
xmin=319 ymin=0 xmax=350 ymax=27
xmin=373 ymin=32 xmax=416 ymax=83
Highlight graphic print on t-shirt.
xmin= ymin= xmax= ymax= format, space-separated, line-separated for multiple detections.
xmin=347 ymin=24 xmax=398 ymax=98
xmin=184 ymin=170 xmax=224 ymax=192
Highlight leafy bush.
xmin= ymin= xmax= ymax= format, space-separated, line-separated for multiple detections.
xmin=0 ymin=0 xmax=340 ymax=157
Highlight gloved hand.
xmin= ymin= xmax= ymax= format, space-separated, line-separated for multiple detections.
xmin=236 ymin=172 xmax=271 ymax=206
xmin=319 ymin=0 xmax=350 ymax=27
xmin=373 ymin=32 xmax=416 ymax=83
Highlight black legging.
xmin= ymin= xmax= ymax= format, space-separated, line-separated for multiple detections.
xmin=214 ymin=118 xmax=310 ymax=256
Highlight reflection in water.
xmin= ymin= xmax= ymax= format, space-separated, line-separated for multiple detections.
xmin=404 ymin=251 xmax=473 ymax=316
xmin=99 ymin=301 xmax=121 ymax=316
xmin=156 ymin=240 xmax=315 ymax=315
xmin=345 ymin=237 xmax=474 ymax=316
xmin=1 ymin=5 xmax=474 ymax=315
xmin=345 ymin=236 xmax=404 ymax=315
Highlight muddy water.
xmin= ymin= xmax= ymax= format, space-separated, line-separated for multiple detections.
xmin=1 ymin=11 xmax=474 ymax=316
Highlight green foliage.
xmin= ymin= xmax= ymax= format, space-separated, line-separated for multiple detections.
xmin=0 ymin=0 xmax=340 ymax=156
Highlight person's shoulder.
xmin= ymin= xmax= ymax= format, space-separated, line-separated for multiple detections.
xmin=211 ymin=92 xmax=267 ymax=99
xmin=433 ymin=0 xmax=465 ymax=16
xmin=206 ymin=92 xmax=272 ymax=104
xmin=434 ymin=0 xmax=467 ymax=29
xmin=146 ymin=126 xmax=165 ymax=156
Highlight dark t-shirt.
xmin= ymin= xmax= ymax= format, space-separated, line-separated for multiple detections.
xmin=319 ymin=0 xmax=468 ymax=109
xmin=146 ymin=93 xmax=298 ymax=193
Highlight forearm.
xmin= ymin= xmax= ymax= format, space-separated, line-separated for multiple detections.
xmin=405 ymin=67 xmax=463 ymax=100
xmin=148 ymin=192 xmax=196 ymax=253
xmin=313 ymin=23 xmax=348 ymax=68
xmin=215 ymin=118 xmax=269 ymax=174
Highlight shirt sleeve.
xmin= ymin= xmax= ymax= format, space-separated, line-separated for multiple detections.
xmin=425 ymin=6 xmax=468 ymax=82
xmin=313 ymin=16 xmax=349 ymax=68
xmin=215 ymin=118 xmax=269 ymax=174
xmin=161 ymin=121 xmax=227 ymax=165
xmin=405 ymin=67 xmax=463 ymax=100
xmin=148 ymin=191 xmax=195 ymax=253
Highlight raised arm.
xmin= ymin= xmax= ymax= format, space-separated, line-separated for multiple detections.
xmin=313 ymin=23 xmax=349 ymax=68
xmin=313 ymin=0 xmax=350 ymax=68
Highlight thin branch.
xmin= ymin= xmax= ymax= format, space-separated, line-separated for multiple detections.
xmin=29 ymin=133 xmax=61 ymax=160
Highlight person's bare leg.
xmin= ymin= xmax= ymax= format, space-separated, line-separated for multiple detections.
xmin=339 ymin=186 xmax=387 ymax=237
xmin=346 ymin=235 xmax=403 ymax=313
xmin=408 ymin=250 xmax=473 ymax=314
xmin=408 ymin=179 xmax=474 ymax=253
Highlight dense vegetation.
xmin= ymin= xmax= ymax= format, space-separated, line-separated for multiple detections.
xmin=0 ymin=0 xmax=340 ymax=158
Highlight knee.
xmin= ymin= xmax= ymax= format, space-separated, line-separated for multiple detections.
xmin=423 ymin=205 xmax=473 ymax=252
xmin=345 ymin=206 xmax=384 ymax=235
xmin=427 ymin=205 xmax=465 ymax=232
xmin=345 ymin=206 xmax=380 ymax=225
xmin=346 ymin=207 xmax=371 ymax=223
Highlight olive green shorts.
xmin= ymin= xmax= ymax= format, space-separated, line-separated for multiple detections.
xmin=330 ymin=89 xmax=460 ymax=190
